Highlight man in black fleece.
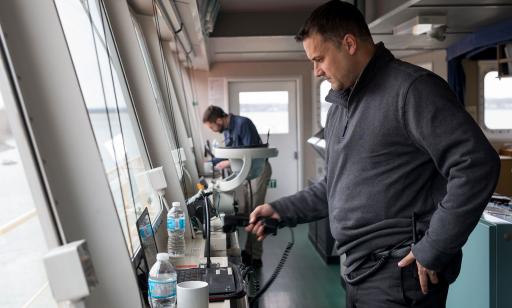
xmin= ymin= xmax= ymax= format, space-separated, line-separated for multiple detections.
xmin=246 ymin=1 xmax=500 ymax=307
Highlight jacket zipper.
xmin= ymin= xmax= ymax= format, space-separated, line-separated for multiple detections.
xmin=342 ymin=78 xmax=360 ymax=138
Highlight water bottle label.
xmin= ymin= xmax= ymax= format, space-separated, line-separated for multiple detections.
xmin=148 ymin=278 xmax=176 ymax=299
xmin=167 ymin=217 xmax=185 ymax=231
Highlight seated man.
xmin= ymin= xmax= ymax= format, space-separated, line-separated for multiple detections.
xmin=203 ymin=105 xmax=272 ymax=267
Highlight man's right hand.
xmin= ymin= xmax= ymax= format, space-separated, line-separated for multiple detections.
xmin=245 ymin=203 xmax=281 ymax=241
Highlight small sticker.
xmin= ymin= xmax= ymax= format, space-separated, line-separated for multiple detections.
xmin=267 ymin=179 xmax=277 ymax=188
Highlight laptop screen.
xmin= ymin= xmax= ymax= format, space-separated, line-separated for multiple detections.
xmin=136 ymin=207 xmax=158 ymax=269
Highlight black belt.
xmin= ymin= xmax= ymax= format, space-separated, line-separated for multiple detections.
xmin=343 ymin=240 xmax=411 ymax=285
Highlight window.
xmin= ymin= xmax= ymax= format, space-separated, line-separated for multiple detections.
xmin=55 ymin=0 xmax=160 ymax=255
xmin=131 ymin=14 xmax=189 ymax=191
xmin=239 ymin=91 xmax=289 ymax=134
xmin=320 ymin=80 xmax=332 ymax=127
xmin=0 ymin=74 xmax=57 ymax=308
xmin=483 ymin=71 xmax=512 ymax=130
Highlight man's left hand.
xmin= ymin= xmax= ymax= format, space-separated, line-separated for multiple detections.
xmin=398 ymin=251 xmax=439 ymax=294
xmin=215 ymin=160 xmax=231 ymax=170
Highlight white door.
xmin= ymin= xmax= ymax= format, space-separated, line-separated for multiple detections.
xmin=229 ymin=80 xmax=299 ymax=203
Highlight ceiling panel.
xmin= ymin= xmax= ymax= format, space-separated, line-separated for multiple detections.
xmin=219 ymin=0 xmax=326 ymax=13
xmin=206 ymin=0 xmax=512 ymax=63
xmin=370 ymin=1 xmax=512 ymax=33
xmin=419 ymin=0 xmax=512 ymax=6
xmin=373 ymin=33 xmax=460 ymax=50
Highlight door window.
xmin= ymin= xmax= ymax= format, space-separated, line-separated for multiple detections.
xmin=319 ymin=80 xmax=331 ymax=128
xmin=239 ymin=91 xmax=289 ymax=134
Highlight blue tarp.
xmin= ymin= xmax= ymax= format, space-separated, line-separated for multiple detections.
xmin=447 ymin=19 xmax=512 ymax=104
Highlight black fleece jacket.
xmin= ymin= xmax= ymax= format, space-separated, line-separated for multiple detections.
xmin=270 ymin=43 xmax=500 ymax=282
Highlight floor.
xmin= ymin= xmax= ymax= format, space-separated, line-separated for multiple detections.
xmin=240 ymin=223 xmax=346 ymax=308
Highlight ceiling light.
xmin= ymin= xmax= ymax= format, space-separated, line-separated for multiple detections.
xmin=393 ymin=16 xmax=447 ymax=36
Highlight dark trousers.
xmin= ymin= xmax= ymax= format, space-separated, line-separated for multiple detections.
xmin=345 ymin=257 xmax=449 ymax=308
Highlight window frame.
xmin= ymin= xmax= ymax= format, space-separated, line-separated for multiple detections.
xmin=54 ymin=0 xmax=162 ymax=255
xmin=127 ymin=12 xmax=172 ymax=229
xmin=478 ymin=60 xmax=512 ymax=138
xmin=131 ymin=9 xmax=200 ymax=197
xmin=0 ymin=25 xmax=61 ymax=307
xmin=0 ymin=1 xmax=144 ymax=305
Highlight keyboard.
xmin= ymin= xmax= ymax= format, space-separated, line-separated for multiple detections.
xmin=484 ymin=202 xmax=512 ymax=224
xmin=177 ymin=266 xmax=236 ymax=295
xmin=177 ymin=267 xmax=207 ymax=282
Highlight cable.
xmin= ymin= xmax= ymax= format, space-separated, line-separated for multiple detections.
xmin=98 ymin=1 xmax=139 ymax=218
xmin=151 ymin=0 xmax=188 ymax=198
xmin=201 ymin=191 xmax=212 ymax=268
xmin=249 ymin=271 xmax=260 ymax=299
xmin=173 ymin=46 xmax=193 ymax=137
xmin=182 ymin=167 xmax=193 ymax=197
xmin=246 ymin=179 xmax=254 ymax=257
xmin=186 ymin=55 xmax=199 ymax=106
xmin=247 ymin=179 xmax=254 ymax=212
xmin=249 ymin=227 xmax=295 ymax=308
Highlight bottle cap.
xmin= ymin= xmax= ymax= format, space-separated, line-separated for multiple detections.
xmin=156 ymin=253 xmax=169 ymax=261
xmin=172 ymin=201 xmax=180 ymax=207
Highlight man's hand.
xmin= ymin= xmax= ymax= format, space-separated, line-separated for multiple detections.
xmin=398 ymin=251 xmax=439 ymax=294
xmin=215 ymin=160 xmax=230 ymax=170
xmin=245 ymin=204 xmax=281 ymax=241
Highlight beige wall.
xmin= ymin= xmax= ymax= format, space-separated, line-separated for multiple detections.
xmin=193 ymin=61 xmax=316 ymax=187
xmin=400 ymin=50 xmax=448 ymax=81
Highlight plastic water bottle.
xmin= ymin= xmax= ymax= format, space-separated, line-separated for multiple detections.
xmin=148 ymin=253 xmax=177 ymax=308
xmin=167 ymin=201 xmax=186 ymax=257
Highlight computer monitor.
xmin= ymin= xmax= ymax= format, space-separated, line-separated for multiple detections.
xmin=136 ymin=207 xmax=158 ymax=269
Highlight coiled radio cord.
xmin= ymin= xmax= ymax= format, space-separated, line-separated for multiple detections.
xmin=249 ymin=227 xmax=295 ymax=307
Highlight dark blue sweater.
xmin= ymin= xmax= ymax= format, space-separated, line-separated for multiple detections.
xmin=212 ymin=114 xmax=262 ymax=166
xmin=270 ymin=43 xmax=500 ymax=282
xmin=223 ymin=114 xmax=262 ymax=147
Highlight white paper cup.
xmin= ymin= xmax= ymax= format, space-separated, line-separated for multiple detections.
xmin=177 ymin=281 xmax=209 ymax=308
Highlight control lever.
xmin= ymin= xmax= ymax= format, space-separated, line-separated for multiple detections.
xmin=222 ymin=214 xmax=283 ymax=236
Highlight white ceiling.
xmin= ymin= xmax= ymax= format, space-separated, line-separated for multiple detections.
xmin=181 ymin=0 xmax=512 ymax=66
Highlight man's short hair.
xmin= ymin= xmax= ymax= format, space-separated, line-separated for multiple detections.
xmin=203 ymin=105 xmax=227 ymax=123
xmin=295 ymin=0 xmax=372 ymax=47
